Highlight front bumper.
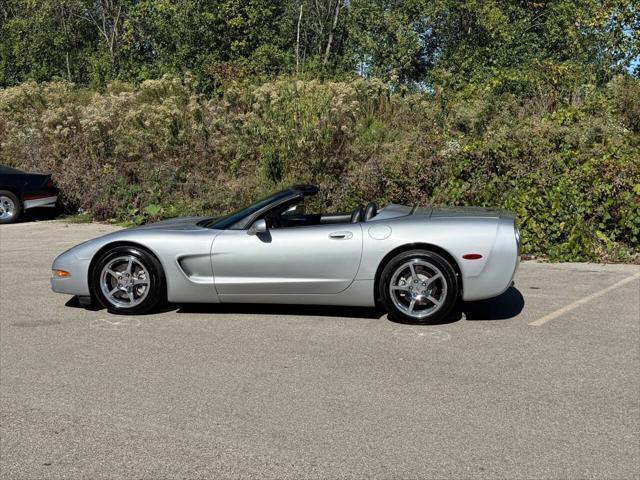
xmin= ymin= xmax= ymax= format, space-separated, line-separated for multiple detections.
xmin=50 ymin=249 xmax=91 ymax=296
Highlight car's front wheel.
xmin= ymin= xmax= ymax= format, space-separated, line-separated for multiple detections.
xmin=0 ymin=190 xmax=22 ymax=224
xmin=379 ymin=249 xmax=459 ymax=324
xmin=92 ymin=246 xmax=165 ymax=315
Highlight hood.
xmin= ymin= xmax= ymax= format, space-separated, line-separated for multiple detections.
xmin=129 ymin=216 xmax=212 ymax=231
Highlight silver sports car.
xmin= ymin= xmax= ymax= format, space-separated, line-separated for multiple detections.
xmin=51 ymin=185 xmax=520 ymax=323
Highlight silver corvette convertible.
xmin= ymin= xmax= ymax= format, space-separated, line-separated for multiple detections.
xmin=51 ymin=185 xmax=520 ymax=323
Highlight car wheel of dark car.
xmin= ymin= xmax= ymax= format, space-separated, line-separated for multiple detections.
xmin=379 ymin=249 xmax=459 ymax=324
xmin=92 ymin=246 xmax=166 ymax=315
xmin=0 ymin=190 xmax=21 ymax=224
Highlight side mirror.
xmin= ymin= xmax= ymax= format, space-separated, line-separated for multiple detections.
xmin=247 ymin=218 xmax=267 ymax=235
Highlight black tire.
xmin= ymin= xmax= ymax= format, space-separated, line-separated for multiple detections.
xmin=0 ymin=190 xmax=22 ymax=224
xmin=91 ymin=246 xmax=165 ymax=315
xmin=379 ymin=249 xmax=459 ymax=324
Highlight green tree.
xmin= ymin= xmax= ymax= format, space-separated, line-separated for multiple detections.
xmin=422 ymin=0 xmax=640 ymax=91
xmin=0 ymin=0 xmax=93 ymax=84
xmin=345 ymin=0 xmax=432 ymax=84
xmin=1 ymin=0 xmax=638 ymax=89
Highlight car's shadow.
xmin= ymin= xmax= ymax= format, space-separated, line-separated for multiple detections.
xmin=173 ymin=286 xmax=525 ymax=325
xmin=461 ymin=286 xmax=525 ymax=321
xmin=175 ymin=302 xmax=382 ymax=319
xmin=14 ymin=207 xmax=63 ymax=223
xmin=67 ymin=287 xmax=525 ymax=324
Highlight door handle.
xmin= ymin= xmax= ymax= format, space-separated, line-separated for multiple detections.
xmin=329 ymin=231 xmax=353 ymax=240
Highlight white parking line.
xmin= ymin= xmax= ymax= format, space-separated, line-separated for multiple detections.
xmin=529 ymin=271 xmax=640 ymax=327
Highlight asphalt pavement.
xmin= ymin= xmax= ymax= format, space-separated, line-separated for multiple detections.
xmin=1 ymin=220 xmax=639 ymax=479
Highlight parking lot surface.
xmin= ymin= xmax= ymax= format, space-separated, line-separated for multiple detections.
xmin=1 ymin=220 xmax=639 ymax=479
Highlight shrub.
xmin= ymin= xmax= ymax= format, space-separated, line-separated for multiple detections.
xmin=0 ymin=75 xmax=638 ymax=262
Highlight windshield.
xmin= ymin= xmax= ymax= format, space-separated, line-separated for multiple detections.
xmin=204 ymin=190 xmax=294 ymax=229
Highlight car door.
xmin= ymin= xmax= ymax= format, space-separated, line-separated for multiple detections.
xmin=211 ymin=223 xmax=363 ymax=296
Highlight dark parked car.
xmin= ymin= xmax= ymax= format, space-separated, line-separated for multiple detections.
xmin=0 ymin=166 xmax=59 ymax=224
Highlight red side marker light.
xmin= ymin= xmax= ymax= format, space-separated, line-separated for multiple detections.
xmin=462 ymin=254 xmax=483 ymax=260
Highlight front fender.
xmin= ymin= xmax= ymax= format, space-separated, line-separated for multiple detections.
xmin=51 ymin=227 xmax=221 ymax=303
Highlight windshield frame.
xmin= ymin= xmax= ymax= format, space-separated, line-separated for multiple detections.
xmin=203 ymin=190 xmax=300 ymax=230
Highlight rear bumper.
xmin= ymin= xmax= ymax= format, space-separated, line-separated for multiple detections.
xmin=24 ymin=194 xmax=57 ymax=210
xmin=462 ymin=216 xmax=519 ymax=301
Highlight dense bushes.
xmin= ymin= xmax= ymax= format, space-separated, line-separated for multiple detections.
xmin=0 ymin=76 xmax=638 ymax=262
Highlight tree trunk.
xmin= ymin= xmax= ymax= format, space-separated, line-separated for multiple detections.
xmin=323 ymin=0 xmax=341 ymax=65
xmin=65 ymin=51 xmax=72 ymax=81
xmin=296 ymin=4 xmax=303 ymax=74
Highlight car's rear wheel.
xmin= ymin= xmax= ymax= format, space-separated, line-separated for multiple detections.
xmin=92 ymin=246 xmax=165 ymax=315
xmin=0 ymin=190 xmax=21 ymax=224
xmin=379 ymin=249 xmax=459 ymax=324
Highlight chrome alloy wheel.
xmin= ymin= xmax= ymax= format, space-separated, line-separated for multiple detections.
xmin=388 ymin=259 xmax=448 ymax=320
xmin=99 ymin=256 xmax=150 ymax=308
xmin=0 ymin=195 xmax=16 ymax=221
